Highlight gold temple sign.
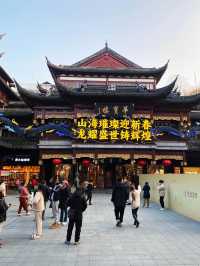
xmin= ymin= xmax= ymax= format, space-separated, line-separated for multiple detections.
xmin=95 ymin=103 xmax=134 ymax=117
xmin=76 ymin=118 xmax=152 ymax=142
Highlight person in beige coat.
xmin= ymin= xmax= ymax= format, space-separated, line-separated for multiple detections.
xmin=131 ymin=183 xmax=141 ymax=228
xmin=32 ymin=184 xmax=45 ymax=240
xmin=0 ymin=181 xmax=6 ymax=197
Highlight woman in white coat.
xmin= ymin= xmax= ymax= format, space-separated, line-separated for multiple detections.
xmin=131 ymin=183 xmax=141 ymax=228
xmin=32 ymin=184 xmax=45 ymax=240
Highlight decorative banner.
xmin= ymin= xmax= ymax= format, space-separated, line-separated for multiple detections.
xmin=75 ymin=118 xmax=152 ymax=142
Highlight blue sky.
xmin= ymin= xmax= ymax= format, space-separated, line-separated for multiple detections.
xmin=1 ymin=0 xmax=200 ymax=93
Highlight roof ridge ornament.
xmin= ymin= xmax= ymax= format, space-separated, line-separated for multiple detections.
xmin=105 ymin=41 xmax=108 ymax=50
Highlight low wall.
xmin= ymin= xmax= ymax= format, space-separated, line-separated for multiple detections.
xmin=140 ymin=174 xmax=200 ymax=221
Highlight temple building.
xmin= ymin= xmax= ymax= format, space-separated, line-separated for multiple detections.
xmin=1 ymin=45 xmax=200 ymax=187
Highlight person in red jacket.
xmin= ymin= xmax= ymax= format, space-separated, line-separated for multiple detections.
xmin=17 ymin=182 xmax=30 ymax=216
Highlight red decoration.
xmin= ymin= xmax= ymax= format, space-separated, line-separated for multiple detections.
xmin=52 ymin=158 xmax=62 ymax=165
xmin=162 ymin=159 xmax=172 ymax=167
xmin=82 ymin=159 xmax=90 ymax=168
xmin=137 ymin=159 xmax=146 ymax=167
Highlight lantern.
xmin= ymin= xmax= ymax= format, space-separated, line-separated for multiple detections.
xmin=82 ymin=159 xmax=90 ymax=168
xmin=137 ymin=159 xmax=146 ymax=167
xmin=162 ymin=159 xmax=172 ymax=167
xmin=52 ymin=158 xmax=62 ymax=165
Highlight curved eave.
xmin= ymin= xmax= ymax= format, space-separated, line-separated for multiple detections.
xmin=0 ymin=79 xmax=20 ymax=101
xmin=14 ymin=80 xmax=65 ymax=107
xmin=0 ymin=66 xmax=13 ymax=83
xmin=47 ymin=60 xmax=168 ymax=82
xmin=56 ymin=77 xmax=177 ymax=103
xmin=161 ymin=93 xmax=200 ymax=108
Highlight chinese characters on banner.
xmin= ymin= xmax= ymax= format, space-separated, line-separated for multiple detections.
xmin=75 ymin=118 xmax=152 ymax=142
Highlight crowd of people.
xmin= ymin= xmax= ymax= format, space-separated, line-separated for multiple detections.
xmin=0 ymin=176 xmax=166 ymax=248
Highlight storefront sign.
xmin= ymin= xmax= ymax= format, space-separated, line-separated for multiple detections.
xmin=75 ymin=118 xmax=152 ymax=142
xmin=14 ymin=158 xmax=30 ymax=162
xmin=2 ymin=166 xmax=40 ymax=172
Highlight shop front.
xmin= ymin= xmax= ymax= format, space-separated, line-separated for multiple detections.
xmin=0 ymin=151 xmax=39 ymax=188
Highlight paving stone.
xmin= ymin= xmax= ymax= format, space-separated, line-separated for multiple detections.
xmin=1 ymin=193 xmax=200 ymax=265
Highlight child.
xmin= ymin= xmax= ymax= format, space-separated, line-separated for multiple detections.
xmin=0 ymin=191 xmax=11 ymax=247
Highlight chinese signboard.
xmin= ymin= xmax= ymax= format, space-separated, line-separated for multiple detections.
xmin=95 ymin=103 xmax=134 ymax=117
xmin=75 ymin=118 xmax=152 ymax=142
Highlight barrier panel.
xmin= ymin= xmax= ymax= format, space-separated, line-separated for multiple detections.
xmin=140 ymin=174 xmax=200 ymax=221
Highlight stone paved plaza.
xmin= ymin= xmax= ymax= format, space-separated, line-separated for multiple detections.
xmin=1 ymin=192 xmax=200 ymax=266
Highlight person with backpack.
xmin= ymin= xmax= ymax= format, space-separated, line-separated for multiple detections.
xmin=65 ymin=188 xmax=87 ymax=245
xmin=0 ymin=191 xmax=10 ymax=247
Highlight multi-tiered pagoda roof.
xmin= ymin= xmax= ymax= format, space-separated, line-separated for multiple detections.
xmin=9 ymin=45 xmax=200 ymax=109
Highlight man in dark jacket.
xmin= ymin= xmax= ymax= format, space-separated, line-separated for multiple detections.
xmin=142 ymin=182 xmax=150 ymax=207
xmin=65 ymin=188 xmax=87 ymax=245
xmin=41 ymin=180 xmax=50 ymax=220
xmin=111 ymin=178 xmax=129 ymax=227
xmin=86 ymin=180 xmax=93 ymax=205
xmin=59 ymin=181 xmax=71 ymax=225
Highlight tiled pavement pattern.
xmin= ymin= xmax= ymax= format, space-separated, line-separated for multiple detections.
xmin=1 ymin=192 xmax=200 ymax=266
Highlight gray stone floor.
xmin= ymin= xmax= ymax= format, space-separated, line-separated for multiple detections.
xmin=1 ymin=193 xmax=200 ymax=266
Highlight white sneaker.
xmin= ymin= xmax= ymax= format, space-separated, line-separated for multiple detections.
xmin=32 ymin=234 xmax=40 ymax=240
xmin=160 ymin=208 xmax=164 ymax=211
xmin=62 ymin=222 xmax=67 ymax=226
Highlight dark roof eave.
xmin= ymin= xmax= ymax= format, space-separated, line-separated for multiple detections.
xmin=0 ymin=66 xmax=13 ymax=83
xmin=47 ymin=61 xmax=168 ymax=80
xmin=14 ymin=80 xmax=65 ymax=107
xmin=56 ymin=77 xmax=177 ymax=103
xmin=161 ymin=93 xmax=200 ymax=107
xmin=0 ymin=79 xmax=20 ymax=101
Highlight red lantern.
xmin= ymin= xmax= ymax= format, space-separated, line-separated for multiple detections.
xmin=82 ymin=159 xmax=90 ymax=168
xmin=162 ymin=159 xmax=172 ymax=167
xmin=137 ymin=159 xmax=146 ymax=167
xmin=52 ymin=158 xmax=62 ymax=165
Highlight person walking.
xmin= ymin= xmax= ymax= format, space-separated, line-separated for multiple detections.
xmin=123 ymin=177 xmax=131 ymax=205
xmin=131 ymin=183 xmax=141 ymax=228
xmin=142 ymin=182 xmax=150 ymax=207
xmin=41 ymin=180 xmax=50 ymax=220
xmin=49 ymin=181 xmax=61 ymax=228
xmin=59 ymin=180 xmax=70 ymax=225
xmin=111 ymin=177 xmax=129 ymax=227
xmin=157 ymin=180 xmax=166 ymax=211
xmin=32 ymin=184 xmax=45 ymax=240
xmin=17 ymin=183 xmax=30 ymax=216
xmin=0 ymin=191 xmax=10 ymax=247
xmin=86 ymin=180 xmax=93 ymax=205
xmin=65 ymin=188 xmax=87 ymax=245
